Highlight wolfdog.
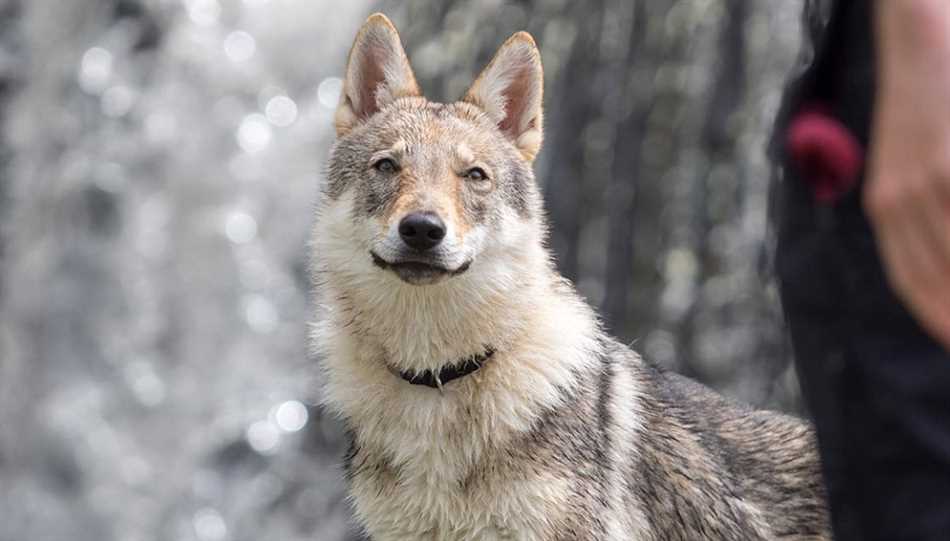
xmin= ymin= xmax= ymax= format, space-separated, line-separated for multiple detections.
xmin=311 ymin=13 xmax=830 ymax=541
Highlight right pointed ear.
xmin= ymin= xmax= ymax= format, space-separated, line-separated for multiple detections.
xmin=335 ymin=13 xmax=420 ymax=137
xmin=462 ymin=32 xmax=544 ymax=161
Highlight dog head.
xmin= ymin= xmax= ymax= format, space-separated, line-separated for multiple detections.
xmin=320 ymin=13 xmax=544 ymax=287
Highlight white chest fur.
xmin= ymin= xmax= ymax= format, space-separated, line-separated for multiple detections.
xmin=315 ymin=289 xmax=604 ymax=540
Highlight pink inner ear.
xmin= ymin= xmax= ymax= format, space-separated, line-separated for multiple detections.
xmin=355 ymin=46 xmax=388 ymax=119
xmin=499 ymin=65 xmax=534 ymax=135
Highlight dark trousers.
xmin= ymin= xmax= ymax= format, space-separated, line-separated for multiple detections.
xmin=776 ymin=168 xmax=950 ymax=540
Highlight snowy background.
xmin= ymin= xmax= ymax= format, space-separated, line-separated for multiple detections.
xmin=0 ymin=1 xmax=805 ymax=539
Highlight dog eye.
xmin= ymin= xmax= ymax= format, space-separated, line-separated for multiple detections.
xmin=464 ymin=167 xmax=489 ymax=182
xmin=374 ymin=158 xmax=398 ymax=174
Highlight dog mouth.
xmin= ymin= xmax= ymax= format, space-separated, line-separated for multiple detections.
xmin=370 ymin=252 xmax=471 ymax=285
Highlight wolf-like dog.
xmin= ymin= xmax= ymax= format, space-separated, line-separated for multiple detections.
xmin=311 ymin=13 xmax=830 ymax=541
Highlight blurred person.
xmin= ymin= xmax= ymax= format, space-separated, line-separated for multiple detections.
xmin=774 ymin=0 xmax=950 ymax=539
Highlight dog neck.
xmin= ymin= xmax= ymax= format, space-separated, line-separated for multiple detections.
xmin=313 ymin=236 xmax=605 ymax=440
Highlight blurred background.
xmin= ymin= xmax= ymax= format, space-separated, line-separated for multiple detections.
xmin=0 ymin=0 xmax=810 ymax=539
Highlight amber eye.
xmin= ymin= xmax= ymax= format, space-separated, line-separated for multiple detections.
xmin=374 ymin=158 xmax=398 ymax=174
xmin=464 ymin=167 xmax=489 ymax=182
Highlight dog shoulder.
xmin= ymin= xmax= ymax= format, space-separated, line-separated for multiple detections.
xmin=625 ymin=353 xmax=829 ymax=539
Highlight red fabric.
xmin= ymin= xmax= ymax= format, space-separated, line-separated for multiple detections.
xmin=787 ymin=106 xmax=864 ymax=203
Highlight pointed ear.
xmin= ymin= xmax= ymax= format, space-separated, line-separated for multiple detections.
xmin=463 ymin=32 xmax=544 ymax=161
xmin=335 ymin=13 xmax=421 ymax=137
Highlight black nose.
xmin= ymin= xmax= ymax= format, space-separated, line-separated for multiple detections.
xmin=398 ymin=212 xmax=446 ymax=251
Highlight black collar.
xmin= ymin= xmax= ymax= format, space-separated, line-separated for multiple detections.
xmin=399 ymin=347 xmax=495 ymax=389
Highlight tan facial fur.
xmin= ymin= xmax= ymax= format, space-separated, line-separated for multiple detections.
xmin=374 ymin=139 xmax=486 ymax=240
xmin=322 ymin=16 xmax=543 ymax=289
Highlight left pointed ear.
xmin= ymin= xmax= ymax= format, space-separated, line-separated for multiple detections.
xmin=335 ymin=13 xmax=421 ymax=137
xmin=463 ymin=32 xmax=543 ymax=162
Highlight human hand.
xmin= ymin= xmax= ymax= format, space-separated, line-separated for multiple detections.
xmin=865 ymin=0 xmax=950 ymax=352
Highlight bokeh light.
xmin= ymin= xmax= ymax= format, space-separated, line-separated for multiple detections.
xmin=265 ymin=95 xmax=298 ymax=127
xmin=273 ymin=400 xmax=309 ymax=433
xmin=236 ymin=113 xmax=272 ymax=153
xmin=79 ymin=47 xmax=113 ymax=94
xmin=223 ymin=30 xmax=256 ymax=62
